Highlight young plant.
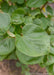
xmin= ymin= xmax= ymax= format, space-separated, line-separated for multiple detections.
xmin=0 ymin=0 xmax=54 ymax=75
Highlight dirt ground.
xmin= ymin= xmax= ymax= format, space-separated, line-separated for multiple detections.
xmin=0 ymin=60 xmax=48 ymax=75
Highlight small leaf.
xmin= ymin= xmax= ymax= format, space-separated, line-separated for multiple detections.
xmin=16 ymin=62 xmax=21 ymax=67
xmin=0 ymin=37 xmax=15 ymax=55
xmin=13 ymin=8 xmax=26 ymax=15
xmin=11 ymin=14 xmax=25 ymax=25
xmin=27 ymin=0 xmax=47 ymax=8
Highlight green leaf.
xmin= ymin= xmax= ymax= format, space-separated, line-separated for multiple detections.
xmin=24 ymin=16 xmax=33 ymax=24
xmin=50 ymin=35 xmax=54 ymax=47
xmin=50 ymin=47 xmax=54 ymax=55
xmin=0 ymin=55 xmax=6 ymax=61
xmin=21 ymin=65 xmax=30 ymax=74
xmin=16 ymin=0 xmax=24 ymax=4
xmin=48 ymin=26 xmax=54 ymax=35
xmin=24 ymin=7 xmax=31 ymax=14
xmin=9 ymin=0 xmax=15 ymax=3
xmin=50 ymin=35 xmax=54 ymax=54
xmin=16 ymin=50 xmax=44 ymax=65
xmin=16 ymin=62 xmax=22 ymax=67
xmin=46 ymin=64 xmax=54 ymax=75
xmin=0 ymin=0 xmax=2 ymax=2
xmin=51 ymin=17 xmax=54 ymax=26
xmin=8 ymin=5 xmax=17 ymax=15
xmin=0 ymin=13 xmax=11 ymax=35
xmin=30 ymin=8 xmax=40 ymax=17
xmin=25 ymin=71 xmax=30 ymax=75
xmin=13 ymin=8 xmax=26 ymax=15
xmin=0 ymin=37 xmax=15 ymax=55
xmin=23 ymin=24 xmax=43 ymax=34
xmin=34 ymin=17 xmax=50 ymax=30
xmin=46 ymin=5 xmax=53 ymax=15
xmin=11 ymin=14 xmax=25 ymax=25
xmin=45 ymin=54 xmax=54 ymax=66
xmin=27 ymin=0 xmax=47 ymax=8
xmin=7 ymin=51 xmax=17 ymax=60
xmin=10 ymin=0 xmax=24 ymax=4
xmin=16 ymin=25 xmax=50 ymax=57
xmin=1 ymin=2 xmax=17 ymax=14
xmin=1 ymin=1 xmax=10 ymax=13
xmin=9 ymin=25 xmax=15 ymax=33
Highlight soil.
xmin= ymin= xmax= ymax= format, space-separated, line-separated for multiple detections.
xmin=0 ymin=60 xmax=48 ymax=75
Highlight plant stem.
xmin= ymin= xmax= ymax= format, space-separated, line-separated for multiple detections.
xmin=40 ymin=1 xmax=48 ymax=11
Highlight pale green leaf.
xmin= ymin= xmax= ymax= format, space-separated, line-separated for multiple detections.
xmin=16 ymin=50 xmax=44 ymax=64
xmin=16 ymin=26 xmax=50 ymax=57
xmin=23 ymin=24 xmax=43 ymax=35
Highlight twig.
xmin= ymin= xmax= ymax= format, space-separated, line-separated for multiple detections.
xmin=40 ymin=1 xmax=48 ymax=11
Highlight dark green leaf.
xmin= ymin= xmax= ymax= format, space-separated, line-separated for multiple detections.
xmin=1 ymin=1 xmax=10 ymax=13
xmin=46 ymin=64 xmax=54 ymax=75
